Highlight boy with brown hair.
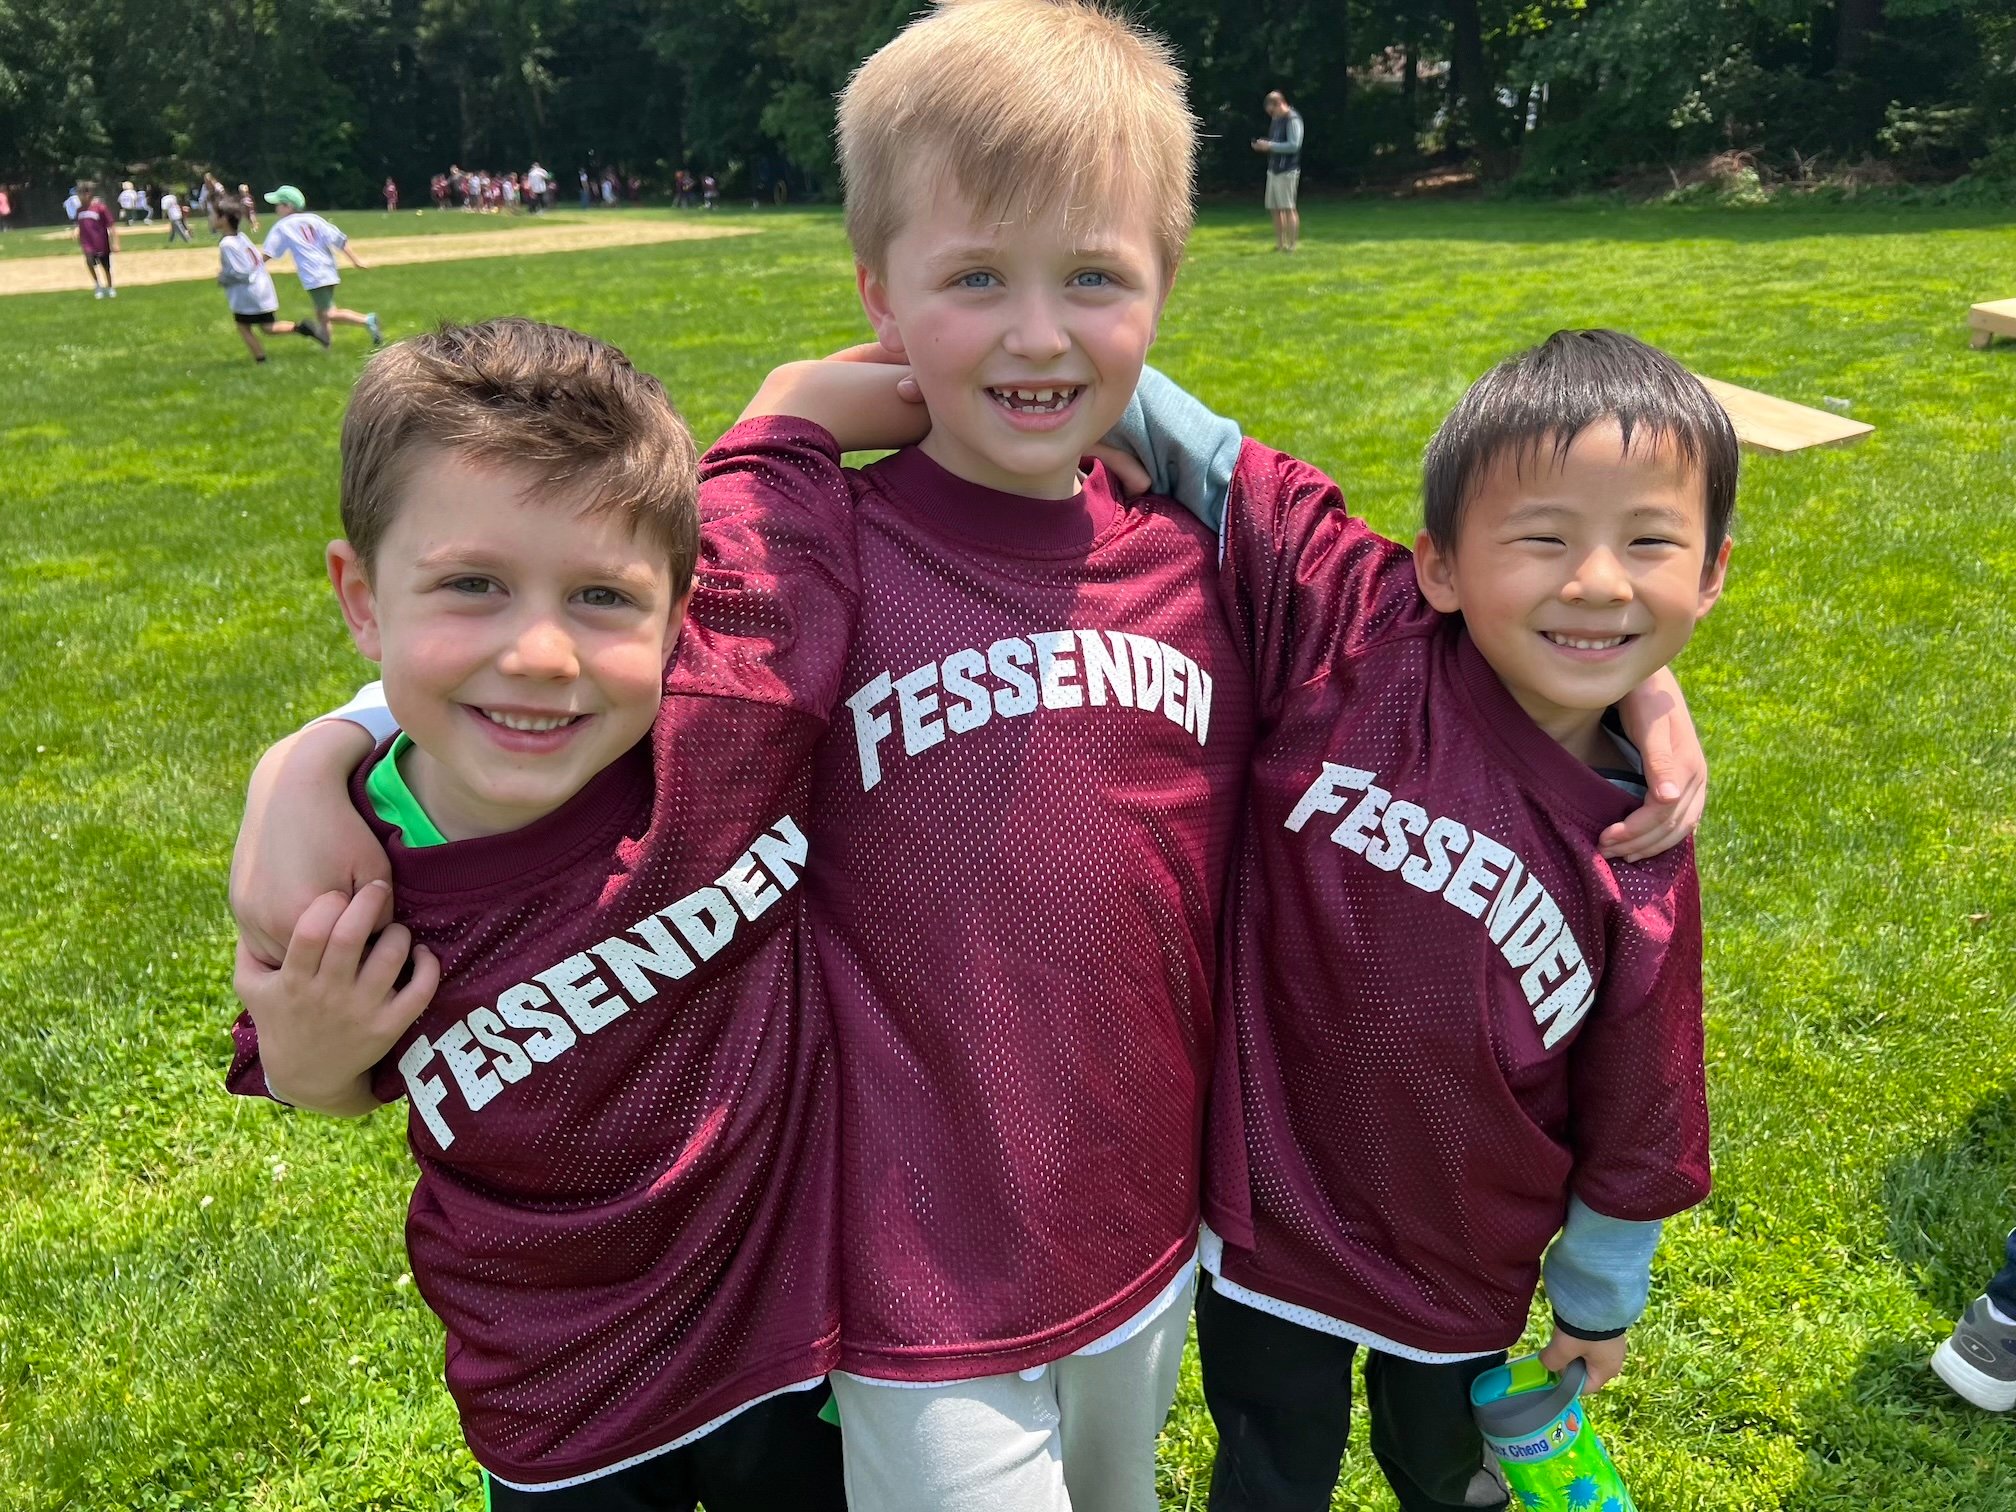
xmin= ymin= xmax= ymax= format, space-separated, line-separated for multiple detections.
xmin=226 ymin=318 xmax=855 ymax=1509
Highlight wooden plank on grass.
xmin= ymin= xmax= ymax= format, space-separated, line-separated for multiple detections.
xmin=1968 ymin=298 xmax=2016 ymax=350
xmin=1694 ymin=374 xmax=1874 ymax=454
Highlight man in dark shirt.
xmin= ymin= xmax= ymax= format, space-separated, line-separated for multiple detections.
xmin=1252 ymin=89 xmax=1304 ymax=252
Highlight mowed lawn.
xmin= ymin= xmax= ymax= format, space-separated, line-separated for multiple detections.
xmin=2 ymin=199 xmax=2013 ymax=1510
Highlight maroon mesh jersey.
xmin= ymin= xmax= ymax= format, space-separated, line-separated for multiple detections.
xmin=227 ymin=418 xmax=855 ymax=1486
xmin=1205 ymin=442 xmax=1710 ymax=1355
xmin=813 ymin=445 xmax=1253 ymax=1379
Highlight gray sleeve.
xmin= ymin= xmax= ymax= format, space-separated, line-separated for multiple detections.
xmin=319 ymin=680 xmax=398 ymax=742
xmin=1541 ymin=1195 xmax=1663 ymax=1335
xmin=1100 ymin=365 xmax=1243 ymax=536
xmin=1268 ymin=115 xmax=1305 ymax=156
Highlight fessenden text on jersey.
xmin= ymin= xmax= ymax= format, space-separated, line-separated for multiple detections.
xmin=1286 ymin=762 xmax=1597 ymax=1049
xmin=844 ymin=627 xmax=1216 ymax=791
xmin=398 ymin=814 xmax=808 ymax=1150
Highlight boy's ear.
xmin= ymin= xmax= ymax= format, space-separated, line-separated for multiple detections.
xmin=1695 ymin=535 xmax=1732 ymax=620
xmin=1413 ymin=530 xmax=1462 ymax=614
xmin=327 ymin=541 xmax=385 ymax=664
xmin=856 ymin=261 xmax=907 ymax=357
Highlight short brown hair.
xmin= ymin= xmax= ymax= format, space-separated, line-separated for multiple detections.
xmin=837 ymin=0 xmax=1197 ymax=277
xmin=339 ymin=319 xmax=699 ymax=592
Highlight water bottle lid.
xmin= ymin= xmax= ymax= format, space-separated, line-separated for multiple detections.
xmin=1470 ymin=1354 xmax=1587 ymax=1439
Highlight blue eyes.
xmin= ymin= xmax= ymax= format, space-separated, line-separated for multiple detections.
xmin=952 ymin=270 xmax=1117 ymax=290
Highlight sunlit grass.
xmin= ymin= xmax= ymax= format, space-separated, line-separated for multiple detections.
xmin=2 ymin=198 xmax=2013 ymax=1509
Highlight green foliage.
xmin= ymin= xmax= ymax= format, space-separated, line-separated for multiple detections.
xmin=2 ymin=200 xmax=2016 ymax=1508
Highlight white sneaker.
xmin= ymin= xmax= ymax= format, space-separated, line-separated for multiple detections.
xmin=106 ymin=287 xmax=117 ymax=298
xmin=1933 ymin=1297 xmax=2016 ymax=1411
xmin=93 ymin=287 xmax=105 ymax=299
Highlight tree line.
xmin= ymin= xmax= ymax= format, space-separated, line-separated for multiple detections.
xmin=2 ymin=0 xmax=2011 ymax=216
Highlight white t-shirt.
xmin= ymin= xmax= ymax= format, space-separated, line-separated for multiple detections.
xmin=526 ymin=167 xmax=548 ymax=195
xmin=162 ymin=192 xmax=183 ymax=220
xmin=118 ymin=188 xmax=137 ymax=212
xmin=262 ymin=213 xmax=348 ymax=290
xmin=218 ymin=234 xmax=279 ymax=316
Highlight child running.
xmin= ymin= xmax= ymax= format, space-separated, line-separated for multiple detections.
xmin=261 ymin=185 xmax=383 ymax=347
xmin=216 ymin=206 xmax=328 ymax=362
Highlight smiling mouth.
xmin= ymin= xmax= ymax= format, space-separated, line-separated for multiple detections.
xmin=1541 ymin=632 xmax=1634 ymax=652
xmin=480 ymin=709 xmax=586 ymax=732
xmin=986 ymin=386 xmax=1083 ymax=414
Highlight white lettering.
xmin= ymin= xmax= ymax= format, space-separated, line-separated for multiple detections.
xmin=399 ymin=1036 xmax=455 ymax=1149
xmin=495 ymin=982 xmax=575 ymax=1062
xmin=537 ymin=953 xmax=625 ymax=1033
xmin=941 ymin=648 xmax=992 ymax=734
xmin=1443 ymin=831 xmax=1516 ymax=918
xmin=1126 ymin=634 xmax=1164 ymax=713
xmin=435 ymin=1019 xmax=502 ymax=1113
xmin=894 ymin=663 xmax=944 ymax=756
xmin=1286 ymin=763 xmax=1376 ymax=833
xmin=591 ymin=916 xmax=695 ymax=1001
xmin=989 ymin=638 xmax=1038 ymax=716
xmin=749 ymin=816 xmax=809 ymax=889
xmin=1079 ymin=629 xmax=1132 ymax=706
xmin=1330 ymin=785 xmax=1390 ymax=854
xmin=1161 ymin=653 xmax=1187 ymax=728
xmin=465 ymin=1006 xmax=533 ymax=1085
xmin=718 ymin=852 xmax=781 ymax=921
xmin=1365 ymin=799 xmax=1428 ymax=872
xmin=1537 ymin=969 xmax=1596 ymax=1048
xmin=848 ymin=672 xmax=895 ymax=790
xmin=1032 ymin=630 xmax=1083 ymax=709
xmin=666 ymin=886 xmax=738 ymax=961
xmin=1402 ymin=817 xmax=1470 ymax=893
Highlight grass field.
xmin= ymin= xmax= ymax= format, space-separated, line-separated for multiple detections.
xmin=2 ymin=198 xmax=2013 ymax=1510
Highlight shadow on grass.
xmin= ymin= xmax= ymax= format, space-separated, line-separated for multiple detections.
xmin=1780 ymin=1089 xmax=2016 ymax=1507
xmin=1787 ymin=1334 xmax=2016 ymax=1509
xmin=1884 ymin=1088 xmax=2016 ymax=1318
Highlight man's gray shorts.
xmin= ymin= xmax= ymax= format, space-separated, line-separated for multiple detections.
xmin=1264 ymin=170 xmax=1300 ymax=211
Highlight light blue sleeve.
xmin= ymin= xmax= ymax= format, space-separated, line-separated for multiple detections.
xmin=1269 ymin=115 xmax=1305 ymax=156
xmin=1541 ymin=1196 xmax=1663 ymax=1335
xmin=1101 ymin=365 xmax=1244 ymax=536
xmin=320 ymin=680 xmax=398 ymax=743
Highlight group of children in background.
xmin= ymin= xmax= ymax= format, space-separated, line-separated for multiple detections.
xmin=217 ymin=3 xmax=2008 ymax=1510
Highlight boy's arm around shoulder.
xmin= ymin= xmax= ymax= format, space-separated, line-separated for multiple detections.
xmin=1110 ymin=366 xmax=1430 ymax=714
xmin=668 ymin=399 xmax=865 ymax=720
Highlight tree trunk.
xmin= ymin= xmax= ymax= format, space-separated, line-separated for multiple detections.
xmin=1835 ymin=0 xmax=1882 ymax=73
xmin=1445 ymin=0 xmax=1502 ymax=153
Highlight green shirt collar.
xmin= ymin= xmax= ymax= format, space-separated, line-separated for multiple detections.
xmin=363 ymin=733 xmax=450 ymax=848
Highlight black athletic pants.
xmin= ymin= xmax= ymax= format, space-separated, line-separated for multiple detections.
xmin=1197 ymin=1275 xmax=1508 ymax=1512
xmin=483 ymin=1386 xmax=846 ymax=1512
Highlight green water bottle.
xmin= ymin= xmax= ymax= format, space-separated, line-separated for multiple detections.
xmin=1469 ymin=1354 xmax=1637 ymax=1512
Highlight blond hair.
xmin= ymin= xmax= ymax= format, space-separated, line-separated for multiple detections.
xmin=339 ymin=318 xmax=699 ymax=592
xmin=837 ymin=0 xmax=1197 ymax=276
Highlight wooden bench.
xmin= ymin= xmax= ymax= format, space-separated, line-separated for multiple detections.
xmin=1693 ymin=375 xmax=1874 ymax=454
xmin=1969 ymin=298 xmax=2016 ymax=350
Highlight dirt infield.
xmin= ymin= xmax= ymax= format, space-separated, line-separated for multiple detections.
xmin=0 ymin=218 xmax=756 ymax=296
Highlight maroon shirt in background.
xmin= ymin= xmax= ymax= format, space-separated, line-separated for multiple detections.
xmin=76 ymin=200 xmax=111 ymax=256
xmin=811 ymin=444 xmax=1253 ymax=1380
xmin=228 ymin=418 xmax=856 ymax=1487
xmin=1205 ymin=442 xmax=1710 ymax=1355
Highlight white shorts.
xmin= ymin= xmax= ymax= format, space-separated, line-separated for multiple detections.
xmin=1264 ymin=170 xmax=1300 ymax=211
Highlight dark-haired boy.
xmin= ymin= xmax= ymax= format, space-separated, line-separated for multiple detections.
xmin=1117 ymin=331 xmax=1730 ymax=1512
xmin=226 ymin=318 xmax=854 ymax=1508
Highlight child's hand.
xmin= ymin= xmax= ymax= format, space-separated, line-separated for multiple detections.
xmin=231 ymin=719 xmax=390 ymax=966
xmin=1539 ymin=1326 xmax=1629 ymax=1392
xmin=740 ymin=356 xmax=928 ymax=453
xmin=1084 ymin=442 xmax=1154 ymax=497
xmin=1601 ymin=667 xmax=1706 ymax=862
xmin=234 ymin=882 xmax=439 ymax=1114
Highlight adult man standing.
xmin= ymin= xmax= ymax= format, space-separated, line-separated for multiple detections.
xmin=1252 ymin=89 xmax=1303 ymax=252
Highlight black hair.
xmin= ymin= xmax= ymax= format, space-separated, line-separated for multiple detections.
xmin=221 ymin=205 xmax=242 ymax=231
xmin=1422 ymin=329 xmax=1738 ymax=563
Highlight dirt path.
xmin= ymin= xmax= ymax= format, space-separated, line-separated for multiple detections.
xmin=0 ymin=218 xmax=756 ymax=296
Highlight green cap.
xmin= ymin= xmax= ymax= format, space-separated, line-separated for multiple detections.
xmin=264 ymin=185 xmax=306 ymax=210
